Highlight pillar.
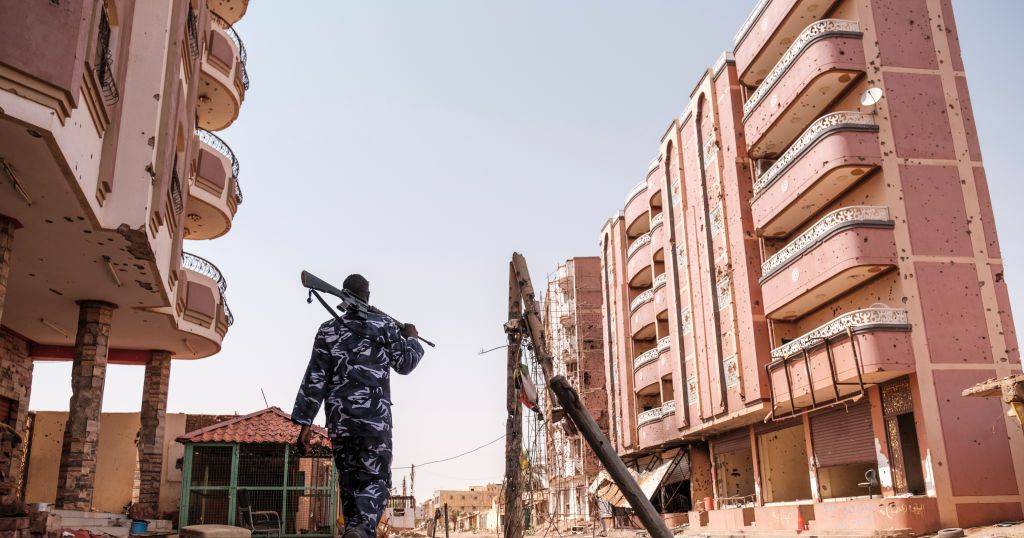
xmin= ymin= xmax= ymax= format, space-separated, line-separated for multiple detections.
xmin=689 ymin=442 xmax=713 ymax=510
xmin=0 ymin=215 xmax=17 ymax=322
xmin=55 ymin=300 xmax=116 ymax=510
xmin=137 ymin=350 xmax=171 ymax=516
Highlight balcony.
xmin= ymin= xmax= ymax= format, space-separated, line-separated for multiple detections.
xmin=634 ymin=347 xmax=660 ymax=390
xmin=734 ymin=0 xmax=838 ymax=87
xmin=767 ymin=307 xmax=913 ymax=416
xmin=752 ymin=112 xmax=881 ymax=238
xmin=188 ymin=129 xmax=243 ymax=239
xmin=198 ymin=14 xmax=250 ymax=131
xmin=175 ymin=252 xmax=233 ymax=358
xmin=208 ymin=0 xmax=250 ymax=25
xmin=760 ymin=206 xmax=896 ymax=320
xmin=743 ymin=20 xmax=865 ymax=159
xmin=637 ymin=406 xmax=666 ymax=444
xmin=624 ymin=181 xmax=650 ymax=235
xmin=630 ymin=288 xmax=656 ymax=338
xmin=626 ymin=232 xmax=652 ymax=285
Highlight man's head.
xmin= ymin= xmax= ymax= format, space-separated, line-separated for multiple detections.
xmin=343 ymin=273 xmax=370 ymax=303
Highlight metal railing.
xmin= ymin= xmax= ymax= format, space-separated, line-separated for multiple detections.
xmin=210 ymin=13 xmax=250 ymax=90
xmin=170 ymin=169 xmax=184 ymax=215
xmin=182 ymin=252 xmax=233 ymax=327
xmin=196 ymin=129 xmax=243 ymax=204
xmin=650 ymin=212 xmax=664 ymax=230
xmin=95 ymin=8 xmax=119 ymax=105
xmin=186 ymin=4 xmax=200 ymax=59
xmin=182 ymin=252 xmax=227 ymax=294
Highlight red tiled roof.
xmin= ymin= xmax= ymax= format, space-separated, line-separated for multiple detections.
xmin=177 ymin=407 xmax=331 ymax=448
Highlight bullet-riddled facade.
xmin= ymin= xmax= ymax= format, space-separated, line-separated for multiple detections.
xmin=541 ymin=257 xmax=608 ymax=529
xmin=600 ymin=0 xmax=1024 ymax=534
xmin=0 ymin=0 xmax=250 ymax=516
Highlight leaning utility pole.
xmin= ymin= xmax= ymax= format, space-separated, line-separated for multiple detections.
xmin=503 ymin=262 xmax=525 ymax=538
xmin=504 ymin=252 xmax=672 ymax=538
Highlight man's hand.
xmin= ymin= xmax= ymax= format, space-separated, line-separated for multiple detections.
xmin=401 ymin=323 xmax=419 ymax=338
xmin=295 ymin=425 xmax=312 ymax=457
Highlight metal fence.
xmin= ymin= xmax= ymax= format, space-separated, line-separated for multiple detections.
xmin=180 ymin=443 xmax=338 ymax=536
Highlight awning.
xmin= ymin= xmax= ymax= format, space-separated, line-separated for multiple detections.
xmin=588 ymin=450 xmax=688 ymax=508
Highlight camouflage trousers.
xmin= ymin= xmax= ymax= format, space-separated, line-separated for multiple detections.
xmin=332 ymin=434 xmax=393 ymax=536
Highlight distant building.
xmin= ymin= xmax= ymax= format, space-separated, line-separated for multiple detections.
xmin=539 ymin=258 xmax=607 ymax=530
xmin=599 ymin=0 xmax=1023 ymax=535
xmin=0 ymin=0 xmax=250 ymax=517
xmin=429 ymin=484 xmax=502 ymax=529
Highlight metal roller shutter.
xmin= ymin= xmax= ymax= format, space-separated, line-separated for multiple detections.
xmin=712 ymin=428 xmax=751 ymax=454
xmin=810 ymin=400 xmax=876 ymax=467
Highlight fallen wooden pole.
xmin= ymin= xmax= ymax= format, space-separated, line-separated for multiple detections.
xmin=549 ymin=375 xmax=673 ymax=538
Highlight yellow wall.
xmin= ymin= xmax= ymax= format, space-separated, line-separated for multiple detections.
xmin=24 ymin=412 xmax=187 ymax=517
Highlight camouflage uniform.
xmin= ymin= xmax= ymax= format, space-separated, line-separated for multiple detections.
xmin=292 ymin=311 xmax=424 ymax=536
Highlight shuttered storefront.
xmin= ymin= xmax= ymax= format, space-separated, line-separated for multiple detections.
xmin=712 ymin=428 xmax=750 ymax=455
xmin=809 ymin=400 xmax=876 ymax=467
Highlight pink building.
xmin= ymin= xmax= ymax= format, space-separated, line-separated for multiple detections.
xmin=0 ymin=0 xmax=249 ymax=517
xmin=600 ymin=0 xmax=1023 ymax=534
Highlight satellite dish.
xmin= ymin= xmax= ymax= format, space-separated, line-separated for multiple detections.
xmin=860 ymin=87 xmax=884 ymax=107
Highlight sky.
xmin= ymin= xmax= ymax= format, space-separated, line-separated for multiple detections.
xmin=28 ymin=1 xmax=1024 ymax=501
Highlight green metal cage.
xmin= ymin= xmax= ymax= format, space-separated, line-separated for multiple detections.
xmin=180 ymin=442 xmax=338 ymax=536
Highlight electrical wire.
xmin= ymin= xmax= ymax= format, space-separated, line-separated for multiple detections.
xmin=392 ymin=433 xmax=506 ymax=470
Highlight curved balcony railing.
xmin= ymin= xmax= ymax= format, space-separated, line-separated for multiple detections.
xmin=183 ymin=252 xmax=227 ymax=294
xmin=734 ymin=0 xmax=772 ymax=46
xmin=653 ymin=272 xmax=668 ymax=290
xmin=657 ymin=336 xmax=671 ymax=353
xmin=182 ymin=252 xmax=233 ymax=326
xmin=637 ymin=407 xmax=665 ymax=426
xmin=223 ymin=300 xmax=235 ymax=327
xmin=634 ymin=348 xmax=659 ymax=370
xmin=771 ymin=306 xmax=909 ymax=361
xmin=626 ymin=181 xmax=648 ymax=205
xmin=211 ymin=13 xmax=250 ymax=90
xmin=650 ymin=212 xmax=664 ymax=230
xmin=197 ymin=129 xmax=243 ymax=204
xmin=630 ymin=288 xmax=654 ymax=312
xmin=761 ymin=205 xmax=890 ymax=277
xmin=662 ymin=399 xmax=677 ymax=415
xmin=626 ymin=233 xmax=651 ymax=259
xmin=743 ymin=19 xmax=861 ymax=117
xmin=753 ymin=112 xmax=876 ymax=196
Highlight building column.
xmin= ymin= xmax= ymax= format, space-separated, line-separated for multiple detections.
xmin=55 ymin=300 xmax=116 ymax=510
xmin=0 ymin=215 xmax=17 ymax=323
xmin=137 ymin=350 xmax=171 ymax=516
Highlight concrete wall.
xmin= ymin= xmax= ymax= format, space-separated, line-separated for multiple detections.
xmin=24 ymin=411 xmax=187 ymax=517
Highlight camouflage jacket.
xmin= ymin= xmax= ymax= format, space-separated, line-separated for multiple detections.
xmin=291 ymin=311 xmax=425 ymax=439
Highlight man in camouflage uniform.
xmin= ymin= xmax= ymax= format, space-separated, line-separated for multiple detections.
xmin=292 ymin=274 xmax=425 ymax=538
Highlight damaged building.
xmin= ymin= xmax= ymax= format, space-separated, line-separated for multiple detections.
xmin=0 ymin=0 xmax=251 ymax=529
xmin=539 ymin=258 xmax=608 ymax=531
xmin=598 ymin=0 xmax=1024 ymax=535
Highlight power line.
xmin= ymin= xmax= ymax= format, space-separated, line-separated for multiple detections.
xmin=392 ymin=433 xmax=506 ymax=470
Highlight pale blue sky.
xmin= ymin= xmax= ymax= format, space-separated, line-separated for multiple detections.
xmin=30 ymin=1 xmax=1024 ymax=499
